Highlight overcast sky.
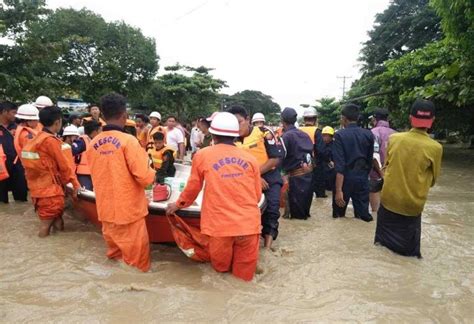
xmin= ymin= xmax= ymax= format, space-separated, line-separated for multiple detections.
xmin=47 ymin=0 xmax=390 ymax=109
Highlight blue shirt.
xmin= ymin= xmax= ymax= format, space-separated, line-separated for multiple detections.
xmin=333 ymin=123 xmax=374 ymax=175
xmin=281 ymin=125 xmax=313 ymax=172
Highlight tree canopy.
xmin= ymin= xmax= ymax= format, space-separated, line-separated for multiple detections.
xmin=221 ymin=90 xmax=281 ymax=125
xmin=0 ymin=4 xmax=158 ymax=103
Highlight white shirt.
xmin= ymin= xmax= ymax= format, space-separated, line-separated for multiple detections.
xmin=166 ymin=127 xmax=184 ymax=152
xmin=190 ymin=127 xmax=202 ymax=152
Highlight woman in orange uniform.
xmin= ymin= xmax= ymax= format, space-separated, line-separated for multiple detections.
xmin=86 ymin=93 xmax=155 ymax=272
xmin=21 ymin=106 xmax=81 ymax=237
xmin=167 ymin=112 xmax=262 ymax=281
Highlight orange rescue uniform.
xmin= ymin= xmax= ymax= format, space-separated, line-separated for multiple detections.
xmin=21 ymin=131 xmax=80 ymax=220
xmin=86 ymin=125 xmax=155 ymax=272
xmin=76 ymin=135 xmax=91 ymax=175
xmin=82 ymin=116 xmax=106 ymax=126
xmin=176 ymin=144 xmax=262 ymax=281
xmin=14 ymin=125 xmax=37 ymax=158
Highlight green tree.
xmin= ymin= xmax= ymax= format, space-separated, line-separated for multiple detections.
xmin=0 ymin=7 xmax=158 ymax=103
xmin=222 ymin=90 xmax=281 ymax=124
xmin=361 ymin=0 xmax=442 ymax=73
xmin=138 ymin=64 xmax=226 ymax=121
xmin=314 ymin=97 xmax=341 ymax=128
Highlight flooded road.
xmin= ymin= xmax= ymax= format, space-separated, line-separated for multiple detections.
xmin=1 ymin=146 xmax=473 ymax=322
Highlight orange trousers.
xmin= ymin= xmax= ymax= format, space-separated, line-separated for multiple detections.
xmin=33 ymin=196 xmax=65 ymax=220
xmin=102 ymin=218 xmax=151 ymax=272
xmin=208 ymin=234 xmax=259 ymax=281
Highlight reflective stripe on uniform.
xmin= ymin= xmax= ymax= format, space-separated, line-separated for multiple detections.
xmin=21 ymin=151 xmax=40 ymax=160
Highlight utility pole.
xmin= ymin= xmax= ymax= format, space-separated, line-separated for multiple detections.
xmin=337 ymin=76 xmax=352 ymax=98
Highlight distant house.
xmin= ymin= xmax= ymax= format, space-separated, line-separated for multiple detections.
xmin=56 ymin=97 xmax=89 ymax=112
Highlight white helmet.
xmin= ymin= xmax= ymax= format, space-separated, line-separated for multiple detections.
xmin=209 ymin=112 xmax=240 ymax=137
xmin=303 ymin=107 xmax=317 ymax=118
xmin=149 ymin=111 xmax=161 ymax=120
xmin=251 ymin=112 xmax=266 ymax=123
xmin=34 ymin=96 xmax=53 ymax=109
xmin=62 ymin=125 xmax=80 ymax=136
xmin=206 ymin=111 xmax=219 ymax=122
xmin=15 ymin=104 xmax=39 ymax=120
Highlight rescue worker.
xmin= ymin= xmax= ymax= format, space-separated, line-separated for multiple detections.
xmin=375 ymin=99 xmax=442 ymax=258
xmin=21 ymin=106 xmax=80 ymax=237
xmin=146 ymin=111 xmax=166 ymax=150
xmin=166 ymin=112 xmax=262 ymax=281
xmin=82 ymin=104 xmax=106 ymax=126
xmin=280 ymin=107 xmax=314 ymax=220
xmin=0 ymin=101 xmax=28 ymax=203
xmin=124 ymin=119 xmax=137 ymax=137
xmin=148 ymin=132 xmax=176 ymax=184
xmin=333 ymin=104 xmax=374 ymax=222
xmin=33 ymin=95 xmax=53 ymax=110
xmin=72 ymin=120 xmax=102 ymax=190
xmin=321 ymin=126 xmax=336 ymax=191
xmin=228 ymin=105 xmax=284 ymax=249
xmin=62 ymin=125 xmax=80 ymax=145
xmin=135 ymin=114 xmax=150 ymax=149
xmin=13 ymin=104 xmax=39 ymax=158
xmin=369 ymin=108 xmax=396 ymax=212
xmin=300 ymin=107 xmax=326 ymax=198
xmin=251 ymin=112 xmax=266 ymax=128
xmin=86 ymin=93 xmax=155 ymax=272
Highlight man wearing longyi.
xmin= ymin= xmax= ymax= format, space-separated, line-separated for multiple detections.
xmin=87 ymin=93 xmax=155 ymax=272
xmin=167 ymin=112 xmax=262 ymax=281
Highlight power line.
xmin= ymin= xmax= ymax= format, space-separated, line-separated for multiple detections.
xmin=337 ymin=76 xmax=352 ymax=99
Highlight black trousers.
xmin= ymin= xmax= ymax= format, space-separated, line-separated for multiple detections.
xmin=288 ymin=172 xmax=313 ymax=220
xmin=77 ymin=174 xmax=93 ymax=191
xmin=0 ymin=162 xmax=28 ymax=203
xmin=332 ymin=171 xmax=372 ymax=221
xmin=262 ymin=181 xmax=282 ymax=240
xmin=312 ymin=164 xmax=326 ymax=197
xmin=375 ymin=205 xmax=422 ymax=258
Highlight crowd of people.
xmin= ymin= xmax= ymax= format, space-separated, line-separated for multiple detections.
xmin=0 ymin=93 xmax=442 ymax=281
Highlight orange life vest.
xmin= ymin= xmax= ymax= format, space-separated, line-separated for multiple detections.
xmin=21 ymin=132 xmax=65 ymax=197
xmin=14 ymin=125 xmax=37 ymax=158
xmin=0 ymin=145 xmax=9 ymax=181
xmin=147 ymin=126 xmax=167 ymax=150
xmin=76 ymin=135 xmax=91 ymax=175
xmin=148 ymin=145 xmax=175 ymax=170
xmin=236 ymin=126 xmax=270 ymax=166
xmin=299 ymin=126 xmax=317 ymax=144
xmin=82 ymin=116 xmax=106 ymax=126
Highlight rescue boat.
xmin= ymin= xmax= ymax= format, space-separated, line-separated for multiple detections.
xmin=68 ymin=163 xmax=267 ymax=243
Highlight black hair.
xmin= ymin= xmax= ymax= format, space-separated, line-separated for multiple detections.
xmin=199 ymin=118 xmax=211 ymax=128
xmin=135 ymin=113 xmax=149 ymax=123
xmin=124 ymin=125 xmax=137 ymax=137
xmin=100 ymin=93 xmax=126 ymax=120
xmin=342 ymin=104 xmax=360 ymax=122
xmin=0 ymin=101 xmax=17 ymax=113
xmin=84 ymin=120 xmax=101 ymax=136
xmin=213 ymin=134 xmax=235 ymax=144
xmin=374 ymin=107 xmax=389 ymax=121
xmin=152 ymin=132 xmax=165 ymax=141
xmin=226 ymin=105 xmax=248 ymax=119
xmin=39 ymin=106 xmax=63 ymax=127
xmin=167 ymin=115 xmax=178 ymax=122
xmin=69 ymin=114 xmax=81 ymax=123
xmin=87 ymin=103 xmax=100 ymax=112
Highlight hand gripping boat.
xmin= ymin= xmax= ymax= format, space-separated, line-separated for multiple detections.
xmin=68 ymin=163 xmax=267 ymax=243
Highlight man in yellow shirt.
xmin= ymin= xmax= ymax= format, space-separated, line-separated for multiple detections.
xmin=375 ymin=99 xmax=442 ymax=258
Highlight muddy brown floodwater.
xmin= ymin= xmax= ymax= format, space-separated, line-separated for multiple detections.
xmin=1 ymin=146 xmax=473 ymax=322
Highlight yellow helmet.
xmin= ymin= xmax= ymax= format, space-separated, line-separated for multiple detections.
xmin=322 ymin=126 xmax=335 ymax=136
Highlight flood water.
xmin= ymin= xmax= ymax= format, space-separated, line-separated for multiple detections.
xmin=1 ymin=146 xmax=473 ymax=322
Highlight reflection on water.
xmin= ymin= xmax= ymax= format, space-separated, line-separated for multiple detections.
xmin=1 ymin=146 xmax=473 ymax=322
